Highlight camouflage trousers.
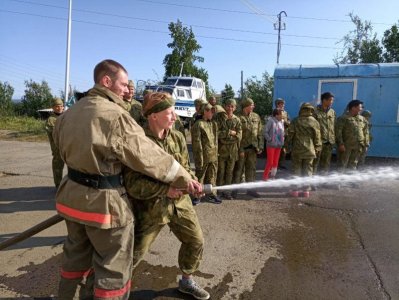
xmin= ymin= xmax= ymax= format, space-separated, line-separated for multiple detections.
xmin=217 ymin=157 xmax=236 ymax=188
xmin=59 ymin=220 xmax=133 ymax=300
xmin=357 ymin=146 xmax=368 ymax=169
xmin=52 ymin=153 xmax=64 ymax=188
xmin=291 ymin=155 xmax=314 ymax=191
xmin=49 ymin=141 xmax=64 ymax=187
xmin=133 ymin=199 xmax=204 ymax=275
xmin=338 ymin=146 xmax=363 ymax=171
xmin=312 ymin=143 xmax=333 ymax=174
xmin=196 ymin=161 xmax=217 ymax=195
xmin=233 ymin=149 xmax=258 ymax=183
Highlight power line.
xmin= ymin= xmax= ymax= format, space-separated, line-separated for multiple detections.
xmin=0 ymin=9 xmax=343 ymax=49
xmin=135 ymin=0 xmax=395 ymax=26
xmin=4 ymin=0 xmax=341 ymax=40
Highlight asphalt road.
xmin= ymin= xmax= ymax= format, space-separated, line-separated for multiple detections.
xmin=0 ymin=139 xmax=398 ymax=300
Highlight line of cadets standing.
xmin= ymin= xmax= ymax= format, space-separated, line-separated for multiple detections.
xmin=47 ymin=89 xmax=371 ymax=201
xmin=185 ymin=92 xmax=370 ymax=201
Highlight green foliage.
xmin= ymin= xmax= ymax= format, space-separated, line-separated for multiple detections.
xmin=242 ymin=72 xmax=274 ymax=118
xmin=221 ymin=84 xmax=235 ymax=103
xmin=163 ymin=20 xmax=210 ymax=95
xmin=20 ymin=80 xmax=54 ymax=118
xmin=0 ymin=115 xmax=47 ymax=141
xmin=334 ymin=13 xmax=383 ymax=64
xmin=0 ymin=81 xmax=14 ymax=116
xmin=382 ymin=23 xmax=399 ymax=62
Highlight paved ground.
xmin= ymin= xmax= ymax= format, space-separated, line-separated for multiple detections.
xmin=0 ymin=140 xmax=398 ymax=300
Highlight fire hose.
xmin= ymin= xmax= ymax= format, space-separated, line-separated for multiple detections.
xmin=0 ymin=184 xmax=215 ymax=251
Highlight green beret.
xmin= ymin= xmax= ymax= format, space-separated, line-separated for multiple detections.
xmin=143 ymin=93 xmax=175 ymax=117
xmin=200 ymin=103 xmax=213 ymax=114
xmin=300 ymin=102 xmax=315 ymax=111
xmin=52 ymin=98 xmax=63 ymax=106
xmin=224 ymin=98 xmax=236 ymax=106
xmin=194 ymin=98 xmax=206 ymax=106
xmin=241 ymin=98 xmax=254 ymax=108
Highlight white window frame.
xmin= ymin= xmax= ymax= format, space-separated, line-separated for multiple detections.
xmin=317 ymin=78 xmax=358 ymax=104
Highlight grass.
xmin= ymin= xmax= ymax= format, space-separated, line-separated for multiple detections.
xmin=0 ymin=115 xmax=48 ymax=142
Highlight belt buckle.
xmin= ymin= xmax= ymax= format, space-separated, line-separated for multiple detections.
xmin=88 ymin=177 xmax=100 ymax=188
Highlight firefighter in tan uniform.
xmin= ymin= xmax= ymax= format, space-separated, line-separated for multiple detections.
xmin=123 ymin=92 xmax=210 ymax=300
xmin=53 ymin=60 xmax=202 ymax=300
xmin=44 ymin=97 xmax=64 ymax=188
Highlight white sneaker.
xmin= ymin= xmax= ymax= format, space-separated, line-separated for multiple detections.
xmin=178 ymin=278 xmax=210 ymax=300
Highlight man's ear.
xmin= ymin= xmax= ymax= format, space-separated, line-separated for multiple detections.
xmin=100 ymin=75 xmax=112 ymax=88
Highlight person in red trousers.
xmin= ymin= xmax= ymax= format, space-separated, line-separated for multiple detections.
xmin=263 ymin=109 xmax=285 ymax=180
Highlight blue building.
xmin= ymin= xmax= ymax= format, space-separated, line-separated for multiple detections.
xmin=274 ymin=63 xmax=399 ymax=158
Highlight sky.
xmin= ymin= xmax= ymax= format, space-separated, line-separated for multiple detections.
xmin=1 ymin=0 xmax=399 ymax=99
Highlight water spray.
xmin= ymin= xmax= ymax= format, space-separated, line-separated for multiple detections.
xmin=204 ymin=166 xmax=399 ymax=193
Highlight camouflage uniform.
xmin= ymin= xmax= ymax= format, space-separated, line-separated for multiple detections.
xmin=191 ymin=117 xmax=218 ymax=195
xmin=312 ymin=105 xmax=336 ymax=174
xmin=189 ymin=99 xmax=206 ymax=129
xmin=233 ymin=110 xmax=263 ymax=183
xmin=174 ymin=114 xmax=186 ymax=138
xmin=45 ymin=111 xmax=64 ymax=187
xmin=123 ymin=128 xmax=204 ymax=275
xmin=215 ymin=110 xmax=242 ymax=189
xmin=54 ymin=84 xmax=193 ymax=300
xmin=358 ymin=110 xmax=372 ymax=167
xmin=286 ymin=103 xmax=322 ymax=189
xmin=129 ymin=99 xmax=147 ymax=127
xmin=335 ymin=112 xmax=369 ymax=171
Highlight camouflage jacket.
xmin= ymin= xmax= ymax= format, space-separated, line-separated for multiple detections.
xmin=285 ymin=110 xmax=322 ymax=159
xmin=189 ymin=112 xmax=202 ymax=129
xmin=45 ymin=112 xmax=61 ymax=150
xmin=53 ymin=84 xmax=193 ymax=229
xmin=191 ymin=119 xmax=218 ymax=168
xmin=335 ymin=113 xmax=369 ymax=148
xmin=237 ymin=111 xmax=263 ymax=152
xmin=215 ymin=112 xmax=242 ymax=160
xmin=123 ymin=128 xmax=196 ymax=224
xmin=129 ymin=99 xmax=147 ymax=127
xmin=281 ymin=110 xmax=291 ymax=132
xmin=174 ymin=115 xmax=186 ymax=137
xmin=313 ymin=105 xmax=336 ymax=144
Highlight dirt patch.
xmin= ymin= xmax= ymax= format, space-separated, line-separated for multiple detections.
xmin=0 ymin=130 xmax=47 ymax=142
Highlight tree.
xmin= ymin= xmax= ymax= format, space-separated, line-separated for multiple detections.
xmin=163 ymin=20 xmax=210 ymax=95
xmin=0 ymin=81 xmax=14 ymax=116
xmin=21 ymin=79 xmax=54 ymax=117
xmin=334 ymin=13 xmax=383 ymax=64
xmin=221 ymin=84 xmax=235 ymax=103
xmin=242 ymin=72 xmax=274 ymax=118
xmin=382 ymin=23 xmax=399 ymax=62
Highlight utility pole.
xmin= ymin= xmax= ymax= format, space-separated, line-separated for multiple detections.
xmin=274 ymin=11 xmax=287 ymax=64
xmin=64 ymin=0 xmax=72 ymax=104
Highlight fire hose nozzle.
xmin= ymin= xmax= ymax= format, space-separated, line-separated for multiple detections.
xmin=202 ymin=184 xmax=214 ymax=194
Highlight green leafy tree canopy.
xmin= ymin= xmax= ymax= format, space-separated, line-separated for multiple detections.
xmin=334 ymin=13 xmax=383 ymax=64
xmin=221 ymin=84 xmax=235 ymax=103
xmin=21 ymin=79 xmax=54 ymax=118
xmin=0 ymin=81 xmax=14 ymax=116
xmin=382 ymin=22 xmax=399 ymax=62
xmin=163 ymin=19 xmax=210 ymax=95
xmin=242 ymin=72 xmax=274 ymax=118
